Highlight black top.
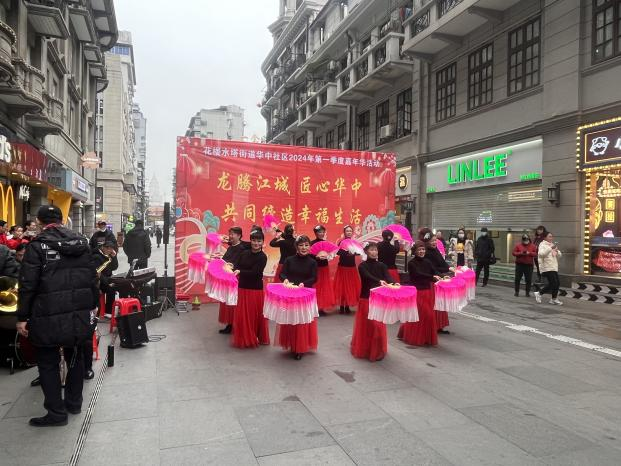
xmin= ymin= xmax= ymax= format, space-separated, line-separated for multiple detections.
xmin=123 ymin=226 xmax=151 ymax=260
xmin=377 ymin=240 xmax=400 ymax=269
xmin=280 ymin=254 xmax=317 ymax=288
xmin=310 ymin=238 xmax=329 ymax=268
xmin=475 ymin=236 xmax=495 ymax=262
xmin=336 ymin=248 xmax=356 ymax=267
xmin=270 ymin=235 xmax=296 ymax=264
xmin=425 ymin=247 xmax=449 ymax=274
xmin=408 ymin=256 xmax=437 ymax=290
xmin=234 ymin=249 xmax=267 ymax=290
xmin=92 ymin=249 xmax=119 ymax=287
xmin=89 ymin=229 xmax=118 ymax=251
xmin=222 ymin=241 xmax=249 ymax=264
xmin=359 ymin=259 xmax=393 ymax=299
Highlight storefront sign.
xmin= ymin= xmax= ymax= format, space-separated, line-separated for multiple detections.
xmin=395 ymin=168 xmax=411 ymax=196
xmin=581 ymin=123 xmax=621 ymax=169
xmin=0 ymin=184 xmax=15 ymax=226
xmin=81 ymin=152 xmax=100 ymax=169
xmin=17 ymin=185 xmax=30 ymax=201
xmin=65 ymin=170 xmax=90 ymax=201
xmin=425 ymin=138 xmax=542 ymax=193
xmin=0 ymin=135 xmax=11 ymax=163
xmin=8 ymin=143 xmax=50 ymax=182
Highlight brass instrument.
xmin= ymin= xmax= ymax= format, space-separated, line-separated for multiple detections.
xmin=96 ymin=255 xmax=113 ymax=274
xmin=0 ymin=276 xmax=18 ymax=313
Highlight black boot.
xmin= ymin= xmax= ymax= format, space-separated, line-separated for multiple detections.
xmin=30 ymin=377 xmax=41 ymax=387
xmin=219 ymin=324 xmax=232 ymax=334
xmin=318 ymin=310 xmax=327 ymax=316
xmin=345 ymin=306 xmax=351 ymax=314
xmin=339 ymin=306 xmax=345 ymax=314
xmin=294 ymin=353 xmax=303 ymax=360
xmin=29 ymin=414 xmax=68 ymax=427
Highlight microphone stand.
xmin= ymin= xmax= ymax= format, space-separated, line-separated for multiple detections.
xmin=159 ymin=237 xmax=176 ymax=315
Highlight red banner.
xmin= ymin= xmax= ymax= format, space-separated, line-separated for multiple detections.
xmin=175 ymin=137 xmax=396 ymax=298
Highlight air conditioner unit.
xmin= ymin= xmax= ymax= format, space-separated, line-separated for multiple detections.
xmin=380 ymin=124 xmax=394 ymax=139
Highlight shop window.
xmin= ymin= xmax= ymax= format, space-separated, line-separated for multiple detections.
xmin=436 ymin=62 xmax=456 ymax=122
xmin=357 ymin=111 xmax=370 ymax=150
xmin=592 ymin=0 xmax=621 ymax=63
xmin=588 ymin=171 xmax=621 ymax=274
xmin=337 ymin=123 xmax=346 ymax=147
xmin=375 ymin=100 xmax=390 ymax=146
xmin=508 ymin=17 xmax=541 ymax=95
xmin=396 ymin=88 xmax=412 ymax=138
xmin=468 ymin=43 xmax=494 ymax=110
xmin=326 ymin=129 xmax=335 ymax=149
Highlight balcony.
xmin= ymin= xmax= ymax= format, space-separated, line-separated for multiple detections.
xmin=336 ymin=33 xmax=413 ymax=102
xmin=265 ymin=55 xmax=307 ymax=108
xmin=0 ymin=59 xmax=45 ymax=116
xmin=0 ymin=21 xmax=15 ymax=82
xmin=298 ymin=83 xmax=346 ymax=129
xmin=269 ymin=109 xmax=297 ymax=143
xmin=25 ymin=1 xmax=70 ymax=39
xmin=403 ymin=0 xmax=522 ymax=59
xmin=26 ymin=92 xmax=64 ymax=137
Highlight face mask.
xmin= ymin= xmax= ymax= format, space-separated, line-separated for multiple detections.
xmin=522 ymin=240 xmax=529 ymax=245
xmin=481 ymin=232 xmax=487 ymax=237
xmin=458 ymin=234 xmax=464 ymax=239
xmin=99 ymin=227 xmax=107 ymax=232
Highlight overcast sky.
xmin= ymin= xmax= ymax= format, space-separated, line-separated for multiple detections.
xmin=114 ymin=0 xmax=278 ymax=202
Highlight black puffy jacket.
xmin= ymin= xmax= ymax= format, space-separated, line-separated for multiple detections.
xmin=17 ymin=226 xmax=99 ymax=347
xmin=0 ymin=244 xmax=19 ymax=278
xmin=89 ymin=229 xmax=118 ymax=251
xmin=123 ymin=226 xmax=151 ymax=261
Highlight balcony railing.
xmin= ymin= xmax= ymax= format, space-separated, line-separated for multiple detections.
xmin=410 ymin=9 xmax=430 ymax=38
xmin=356 ymin=58 xmax=368 ymax=81
xmin=374 ymin=43 xmax=387 ymax=68
xmin=0 ymin=21 xmax=16 ymax=82
xmin=439 ymin=0 xmax=463 ymax=18
xmin=340 ymin=73 xmax=350 ymax=91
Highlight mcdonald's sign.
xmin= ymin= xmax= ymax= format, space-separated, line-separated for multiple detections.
xmin=0 ymin=184 xmax=15 ymax=226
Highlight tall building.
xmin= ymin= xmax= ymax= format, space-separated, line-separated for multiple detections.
xmin=97 ymin=30 xmax=137 ymax=233
xmin=0 ymin=0 xmax=117 ymax=233
xmin=185 ymin=105 xmax=245 ymax=140
xmin=261 ymin=0 xmax=621 ymax=286
xmin=132 ymin=103 xmax=147 ymax=220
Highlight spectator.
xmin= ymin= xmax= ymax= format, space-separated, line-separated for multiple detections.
xmin=474 ymin=227 xmax=495 ymax=287
xmin=512 ymin=234 xmax=537 ymax=297
xmin=155 ymin=226 xmax=163 ymax=248
xmin=123 ymin=219 xmax=151 ymax=269
xmin=89 ymin=221 xmax=117 ymax=251
xmin=534 ymin=232 xmax=563 ymax=305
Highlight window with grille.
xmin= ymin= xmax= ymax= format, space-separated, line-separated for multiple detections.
xmin=357 ymin=111 xmax=370 ymax=150
xmin=508 ymin=17 xmax=540 ymax=95
xmin=593 ymin=0 xmax=621 ymax=63
xmin=436 ymin=63 xmax=456 ymax=122
xmin=326 ymin=130 xmax=335 ymax=148
xmin=375 ymin=100 xmax=390 ymax=146
xmin=468 ymin=43 xmax=493 ymax=110
xmin=396 ymin=89 xmax=412 ymax=138
xmin=337 ymin=123 xmax=346 ymax=146
xmin=314 ymin=135 xmax=323 ymax=148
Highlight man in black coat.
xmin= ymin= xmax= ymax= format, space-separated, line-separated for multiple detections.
xmin=474 ymin=227 xmax=495 ymax=287
xmin=122 ymin=219 xmax=151 ymax=269
xmin=155 ymin=226 xmax=163 ymax=248
xmin=0 ymin=242 xmax=19 ymax=277
xmin=89 ymin=220 xmax=117 ymax=251
xmin=16 ymin=205 xmax=99 ymax=427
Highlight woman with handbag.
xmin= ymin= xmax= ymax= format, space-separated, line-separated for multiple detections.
xmin=474 ymin=227 xmax=495 ymax=287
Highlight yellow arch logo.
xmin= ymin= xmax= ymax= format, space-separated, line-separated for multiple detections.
xmin=0 ymin=185 xmax=16 ymax=227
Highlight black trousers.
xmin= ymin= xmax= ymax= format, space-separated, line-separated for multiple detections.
xmin=540 ymin=271 xmax=560 ymax=299
xmin=515 ymin=264 xmax=534 ymax=294
xmin=37 ymin=345 xmax=84 ymax=419
xmin=475 ymin=262 xmax=490 ymax=285
xmin=100 ymin=282 xmax=115 ymax=315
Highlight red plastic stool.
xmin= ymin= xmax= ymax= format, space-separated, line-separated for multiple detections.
xmin=110 ymin=298 xmax=142 ymax=332
xmin=93 ymin=332 xmax=100 ymax=361
xmin=98 ymin=293 xmax=106 ymax=319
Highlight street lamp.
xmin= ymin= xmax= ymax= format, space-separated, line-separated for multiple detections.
xmin=547 ymin=183 xmax=561 ymax=207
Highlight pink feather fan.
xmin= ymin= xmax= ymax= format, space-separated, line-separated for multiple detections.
xmin=263 ymin=214 xmax=280 ymax=232
xmin=206 ymin=258 xmax=238 ymax=306
xmin=434 ymin=277 xmax=468 ymax=313
xmin=310 ymin=240 xmax=339 ymax=260
xmin=384 ymin=224 xmax=414 ymax=250
xmin=206 ymin=232 xmax=223 ymax=254
xmin=263 ymin=283 xmax=318 ymax=325
xmin=188 ymin=252 xmax=209 ymax=284
xmin=339 ymin=238 xmax=365 ymax=256
xmin=369 ymin=284 xmax=419 ymax=324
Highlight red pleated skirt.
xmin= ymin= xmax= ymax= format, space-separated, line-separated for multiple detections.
xmin=351 ymin=299 xmax=387 ymax=362
xmin=231 ymin=289 xmax=270 ymax=349
xmin=315 ymin=266 xmax=336 ymax=311
xmin=388 ymin=268 xmax=400 ymax=283
xmin=397 ymin=288 xmax=438 ymax=346
xmin=273 ymin=263 xmax=283 ymax=283
xmin=275 ymin=319 xmax=318 ymax=354
xmin=218 ymin=303 xmax=235 ymax=325
xmin=334 ymin=266 xmax=361 ymax=307
xmin=436 ymin=310 xmax=450 ymax=330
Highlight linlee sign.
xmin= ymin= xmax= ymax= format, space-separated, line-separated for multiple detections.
xmin=425 ymin=138 xmax=542 ymax=193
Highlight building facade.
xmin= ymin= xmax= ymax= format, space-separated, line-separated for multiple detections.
xmin=261 ymin=0 xmax=621 ymax=284
xmin=97 ymin=30 xmax=137 ymax=233
xmin=132 ymin=102 xmax=147 ymax=220
xmin=0 ymin=0 xmax=117 ymax=234
xmin=185 ymin=105 xmax=245 ymax=140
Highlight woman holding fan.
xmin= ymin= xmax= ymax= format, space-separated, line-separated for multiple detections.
xmin=334 ymin=225 xmax=362 ymax=314
xmin=378 ymin=229 xmax=401 ymax=283
xmin=269 ymin=224 xmax=296 ymax=282
xmin=311 ymin=225 xmax=336 ymax=315
xmin=218 ymin=226 xmax=249 ymax=334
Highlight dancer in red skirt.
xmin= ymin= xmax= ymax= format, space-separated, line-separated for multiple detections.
xmin=423 ymin=232 xmax=451 ymax=334
xmin=277 ymin=235 xmax=318 ymax=360
xmin=351 ymin=242 xmax=393 ymax=362
xmin=311 ymin=225 xmax=336 ymax=316
xmin=378 ymin=229 xmax=401 ymax=283
xmin=334 ymin=225 xmax=361 ymax=314
xmin=269 ymin=224 xmax=296 ymax=282
xmin=219 ymin=226 xmax=249 ymax=334
xmin=398 ymin=241 xmax=440 ymax=346
xmin=231 ymin=229 xmax=270 ymax=348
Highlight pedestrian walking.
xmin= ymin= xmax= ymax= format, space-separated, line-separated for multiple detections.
xmin=512 ymin=234 xmax=537 ymax=297
xmin=378 ymin=229 xmax=401 ymax=283
xmin=534 ymin=232 xmax=563 ymax=305
xmin=218 ymin=226 xmax=250 ymax=334
xmin=16 ymin=205 xmax=98 ymax=427
xmin=449 ymin=228 xmax=473 ymax=268
xmin=155 ymin=226 xmax=163 ymax=248
xmin=474 ymin=227 xmax=495 ymax=287
xmin=269 ymin=224 xmax=296 ymax=282
xmin=122 ymin=219 xmax=151 ymax=269
xmin=231 ymin=229 xmax=270 ymax=349
xmin=397 ymin=241 xmax=439 ymax=346
xmin=311 ymin=225 xmax=336 ymax=316
xmin=334 ymin=225 xmax=361 ymax=314
xmin=533 ymin=225 xmax=548 ymax=281
xmin=351 ymin=242 xmax=392 ymax=362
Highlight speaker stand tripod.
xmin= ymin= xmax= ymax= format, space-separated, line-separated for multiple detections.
xmin=159 ymin=239 xmax=177 ymax=315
